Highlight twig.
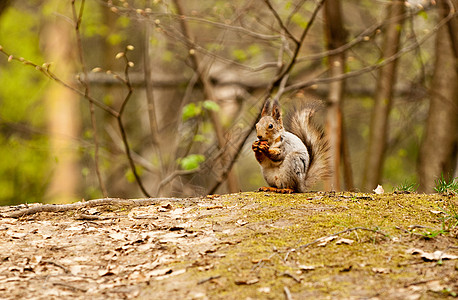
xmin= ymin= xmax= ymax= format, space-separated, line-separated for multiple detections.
xmin=71 ymin=0 xmax=107 ymax=197
xmin=207 ymin=0 xmax=326 ymax=194
xmin=0 ymin=48 xmax=119 ymax=117
xmin=284 ymin=286 xmax=293 ymax=300
xmin=285 ymin=5 xmax=458 ymax=93
xmin=1 ymin=197 xmax=184 ymax=218
xmin=281 ymin=272 xmax=301 ymax=283
xmin=298 ymin=227 xmax=388 ymax=250
xmin=143 ymin=2 xmax=165 ymax=182
xmin=173 ymin=0 xmax=239 ymax=193
xmin=263 ymin=0 xmax=299 ymax=44
xmin=157 ymin=168 xmax=201 ymax=194
xmin=197 ymin=275 xmax=221 ymax=285
xmin=42 ymin=260 xmax=70 ymax=273
xmin=75 ymin=214 xmax=125 ymax=220
xmin=116 ymin=50 xmax=151 ymax=197
xmin=52 ymin=282 xmax=88 ymax=293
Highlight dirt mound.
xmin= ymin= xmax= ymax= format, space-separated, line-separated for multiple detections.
xmin=0 ymin=192 xmax=457 ymax=299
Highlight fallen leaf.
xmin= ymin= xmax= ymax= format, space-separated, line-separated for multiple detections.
xmin=336 ymin=238 xmax=354 ymax=245
xmin=108 ymin=232 xmax=126 ymax=240
xmin=298 ymin=265 xmax=316 ymax=272
xmin=70 ymin=265 xmax=83 ymax=275
xmin=426 ymin=280 xmax=445 ymax=292
xmin=235 ymin=277 xmax=259 ymax=285
xmin=258 ymin=287 xmax=271 ymax=293
xmin=373 ymin=185 xmax=384 ymax=194
xmin=236 ymin=219 xmax=248 ymax=226
xmin=407 ymin=248 xmax=458 ymax=261
xmin=6 ymin=231 xmax=27 ymax=239
xmin=317 ymin=236 xmax=337 ymax=247
xmin=372 ymin=267 xmax=390 ymax=274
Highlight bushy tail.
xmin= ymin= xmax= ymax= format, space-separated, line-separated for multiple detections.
xmin=286 ymin=102 xmax=331 ymax=188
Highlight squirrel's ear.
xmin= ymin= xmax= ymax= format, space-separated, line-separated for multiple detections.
xmin=271 ymin=99 xmax=282 ymax=123
xmin=261 ymin=99 xmax=272 ymax=117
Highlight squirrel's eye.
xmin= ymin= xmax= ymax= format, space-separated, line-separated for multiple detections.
xmin=268 ymin=124 xmax=273 ymax=129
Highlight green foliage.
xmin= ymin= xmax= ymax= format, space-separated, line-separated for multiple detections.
xmin=290 ymin=12 xmax=308 ymax=29
xmin=182 ymin=100 xmax=220 ymax=121
xmin=0 ymin=6 xmax=50 ymax=205
xmin=439 ymin=202 xmax=458 ymax=232
xmin=420 ymin=229 xmax=446 ymax=239
xmin=394 ymin=180 xmax=418 ymax=192
xmin=231 ymin=49 xmax=248 ymax=62
xmin=434 ymin=175 xmax=458 ymax=194
xmin=178 ymin=154 xmax=205 ymax=170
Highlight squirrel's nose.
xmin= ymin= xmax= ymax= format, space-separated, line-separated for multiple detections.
xmin=257 ymin=135 xmax=263 ymax=140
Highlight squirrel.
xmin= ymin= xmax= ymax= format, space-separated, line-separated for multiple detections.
xmin=252 ymin=98 xmax=330 ymax=193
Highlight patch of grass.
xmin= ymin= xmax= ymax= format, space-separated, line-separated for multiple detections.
xmin=434 ymin=175 xmax=458 ymax=194
xmin=394 ymin=181 xmax=418 ymax=193
xmin=420 ymin=229 xmax=447 ymax=239
xmin=439 ymin=201 xmax=458 ymax=232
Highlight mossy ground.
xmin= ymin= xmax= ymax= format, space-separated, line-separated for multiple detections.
xmin=0 ymin=192 xmax=457 ymax=299
xmin=173 ymin=192 xmax=457 ymax=299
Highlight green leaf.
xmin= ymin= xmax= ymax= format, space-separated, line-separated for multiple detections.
xmin=193 ymin=134 xmax=207 ymax=142
xmin=182 ymin=103 xmax=202 ymax=121
xmin=202 ymin=100 xmax=220 ymax=112
xmin=232 ymin=49 xmax=248 ymax=62
xmin=179 ymin=154 xmax=205 ymax=170
xmin=291 ymin=12 xmax=308 ymax=29
xmin=418 ymin=10 xmax=428 ymax=20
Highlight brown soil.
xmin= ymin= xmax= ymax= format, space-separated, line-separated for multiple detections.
xmin=0 ymin=192 xmax=457 ymax=299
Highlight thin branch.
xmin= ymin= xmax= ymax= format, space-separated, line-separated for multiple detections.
xmin=284 ymin=6 xmax=458 ymax=93
xmin=157 ymin=168 xmax=201 ymax=194
xmin=263 ymin=0 xmax=299 ymax=44
xmin=207 ymin=0 xmax=326 ymax=194
xmin=173 ymin=0 xmax=239 ymax=193
xmin=71 ymin=0 xmax=108 ymax=197
xmin=298 ymin=227 xmax=388 ymax=249
xmin=0 ymin=48 xmax=120 ymax=117
xmin=1 ymin=197 xmax=185 ymax=218
xmin=143 ymin=7 xmax=165 ymax=179
xmin=296 ymin=6 xmax=421 ymax=63
xmin=273 ymin=0 xmax=325 ymax=87
xmin=110 ymin=49 xmax=151 ymax=197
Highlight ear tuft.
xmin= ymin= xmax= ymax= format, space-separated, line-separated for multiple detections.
xmin=271 ymin=99 xmax=282 ymax=123
xmin=261 ymin=99 xmax=272 ymax=117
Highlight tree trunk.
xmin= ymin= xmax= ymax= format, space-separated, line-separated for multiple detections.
xmin=418 ymin=0 xmax=458 ymax=193
xmin=323 ymin=0 xmax=348 ymax=191
xmin=363 ymin=0 xmax=405 ymax=191
xmin=43 ymin=6 xmax=81 ymax=203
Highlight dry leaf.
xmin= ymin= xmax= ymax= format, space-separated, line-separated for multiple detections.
xmin=336 ymin=238 xmax=354 ymax=245
xmin=373 ymin=185 xmax=384 ymax=194
xmin=258 ymin=287 xmax=271 ymax=293
xmin=235 ymin=277 xmax=259 ymax=285
xmin=298 ymin=265 xmax=316 ymax=271
xmin=236 ymin=219 xmax=248 ymax=226
xmin=372 ymin=267 xmax=390 ymax=274
xmin=407 ymin=248 xmax=458 ymax=261
xmin=426 ymin=280 xmax=445 ymax=292
xmin=317 ymin=236 xmax=337 ymax=247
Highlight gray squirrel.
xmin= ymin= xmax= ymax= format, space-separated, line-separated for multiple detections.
xmin=252 ymin=98 xmax=330 ymax=193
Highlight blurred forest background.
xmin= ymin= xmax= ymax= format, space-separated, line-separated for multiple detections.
xmin=0 ymin=0 xmax=457 ymax=205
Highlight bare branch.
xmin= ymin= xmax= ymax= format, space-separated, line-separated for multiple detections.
xmin=1 ymin=197 xmax=185 ymax=218
xmin=71 ymin=0 xmax=108 ymax=197
xmin=263 ymin=0 xmax=299 ymax=44
xmin=284 ymin=5 xmax=458 ymax=93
